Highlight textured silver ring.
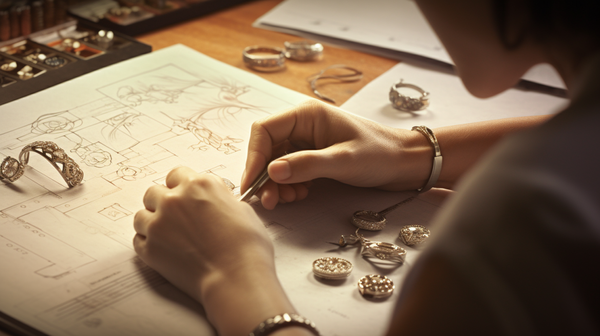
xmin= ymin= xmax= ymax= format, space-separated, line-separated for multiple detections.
xmin=389 ymin=79 xmax=430 ymax=112
xmin=284 ymin=41 xmax=324 ymax=61
xmin=243 ymin=46 xmax=286 ymax=71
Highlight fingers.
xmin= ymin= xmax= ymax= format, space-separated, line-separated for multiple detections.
xmin=143 ymin=184 xmax=169 ymax=212
xmin=133 ymin=209 xmax=154 ymax=237
xmin=165 ymin=166 xmax=198 ymax=189
xmin=268 ymin=146 xmax=342 ymax=184
xmin=242 ymin=100 xmax=327 ymax=193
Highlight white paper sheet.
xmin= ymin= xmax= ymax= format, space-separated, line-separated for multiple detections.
xmin=341 ymin=62 xmax=568 ymax=129
xmin=255 ymin=0 xmax=566 ymax=90
xmin=0 ymin=44 xmax=452 ymax=336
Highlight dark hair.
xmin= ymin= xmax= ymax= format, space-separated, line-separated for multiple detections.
xmin=493 ymin=0 xmax=600 ymax=54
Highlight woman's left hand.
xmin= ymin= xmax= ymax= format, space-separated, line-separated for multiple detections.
xmin=133 ymin=166 xmax=274 ymax=305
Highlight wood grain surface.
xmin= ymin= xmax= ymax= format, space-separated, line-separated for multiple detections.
xmin=136 ymin=0 xmax=397 ymax=106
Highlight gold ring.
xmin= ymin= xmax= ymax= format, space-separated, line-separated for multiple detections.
xmin=358 ymin=274 xmax=395 ymax=298
xmin=399 ymin=224 xmax=430 ymax=246
xmin=389 ymin=79 xmax=430 ymax=112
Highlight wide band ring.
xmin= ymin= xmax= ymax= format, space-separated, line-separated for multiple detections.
xmin=312 ymin=257 xmax=353 ymax=280
xmin=351 ymin=210 xmax=386 ymax=231
xmin=358 ymin=274 xmax=395 ymax=298
xmin=19 ymin=141 xmax=83 ymax=187
xmin=284 ymin=41 xmax=324 ymax=61
xmin=361 ymin=241 xmax=406 ymax=264
xmin=389 ymin=79 xmax=430 ymax=112
xmin=243 ymin=46 xmax=286 ymax=71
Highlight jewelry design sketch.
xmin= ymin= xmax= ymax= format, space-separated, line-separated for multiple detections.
xmin=1 ymin=141 xmax=84 ymax=188
xmin=351 ymin=193 xmax=418 ymax=231
xmin=389 ymin=79 xmax=430 ymax=112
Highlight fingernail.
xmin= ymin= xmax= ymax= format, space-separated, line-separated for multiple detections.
xmin=269 ymin=160 xmax=292 ymax=181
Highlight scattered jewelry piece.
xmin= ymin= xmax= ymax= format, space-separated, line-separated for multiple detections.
xmin=399 ymin=224 xmax=430 ymax=246
xmin=284 ymin=41 xmax=323 ymax=61
xmin=389 ymin=79 xmax=430 ymax=112
xmin=0 ymin=141 xmax=83 ymax=188
xmin=308 ymin=64 xmax=363 ymax=103
xmin=351 ymin=193 xmax=417 ymax=231
xmin=330 ymin=229 xmax=406 ymax=264
xmin=312 ymin=257 xmax=353 ymax=280
xmin=1 ymin=61 xmax=17 ymax=71
xmin=361 ymin=241 xmax=406 ymax=264
xmin=242 ymin=46 xmax=286 ymax=72
xmin=358 ymin=274 xmax=395 ymax=299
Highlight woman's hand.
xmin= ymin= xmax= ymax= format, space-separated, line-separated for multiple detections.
xmin=134 ymin=167 xmax=299 ymax=335
xmin=241 ymin=99 xmax=433 ymax=210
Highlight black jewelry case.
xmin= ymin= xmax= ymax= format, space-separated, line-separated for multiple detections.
xmin=0 ymin=20 xmax=151 ymax=106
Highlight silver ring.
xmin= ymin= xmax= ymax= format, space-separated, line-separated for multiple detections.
xmin=284 ymin=41 xmax=324 ymax=61
xmin=242 ymin=46 xmax=286 ymax=71
xmin=358 ymin=274 xmax=395 ymax=298
xmin=389 ymin=79 xmax=430 ymax=112
xmin=399 ymin=224 xmax=430 ymax=246
xmin=312 ymin=257 xmax=353 ymax=280
xmin=361 ymin=241 xmax=406 ymax=264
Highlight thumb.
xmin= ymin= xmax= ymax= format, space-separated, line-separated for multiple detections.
xmin=267 ymin=147 xmax=343 ymax=184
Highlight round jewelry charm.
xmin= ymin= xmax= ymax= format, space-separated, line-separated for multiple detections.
xmin=361 ymin=241 xmax=406 ymax=264
xmin=399 ymin=224 xmax=430 ymax=246
xmin=358 ymin=274 xmax=395 ymax=298
xmin=312 ymin=257 xmax=353 ymax=280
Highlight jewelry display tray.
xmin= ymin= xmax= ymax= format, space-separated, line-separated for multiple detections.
xmin=0 ymin=20 xmax=151 ymax=106
xmin=68 ymin=0 xmax=253 ymax=36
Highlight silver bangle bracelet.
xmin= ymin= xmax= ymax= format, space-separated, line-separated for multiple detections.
xmin=411 ymin=126 xmax=442 ymax=192
xmin=249 ymin=313 xmax=320 ymax=336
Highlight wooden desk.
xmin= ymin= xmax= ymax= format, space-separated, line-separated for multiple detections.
xmin=137 ymin=0 xmax=397 ymax=106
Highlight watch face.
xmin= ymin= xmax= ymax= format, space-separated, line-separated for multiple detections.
xmin=44 ymin=56 xmax=68 ymax=68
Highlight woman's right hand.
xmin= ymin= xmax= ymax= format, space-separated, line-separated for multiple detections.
xmin=241 ymin=99 xmax=432 ymax=209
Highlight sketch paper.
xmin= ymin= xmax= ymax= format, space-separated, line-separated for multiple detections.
xmin=254 ymin=0 xmax=565 ymax=89
xmin=341 ymin=62 xmax=568 ymax=129
xmin=0 ymin=44 xmax=452 ymax=336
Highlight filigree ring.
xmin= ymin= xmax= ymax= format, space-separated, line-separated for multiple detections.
xmin=389 ymin=79 xmax=430 ymax=112
xmin=1 ymin=141 xmax=83 ymax=188
xmin=399 ymin=224 xmax=430 ymax=246
xmin=361 ymin=241 xmax=406 ymax=264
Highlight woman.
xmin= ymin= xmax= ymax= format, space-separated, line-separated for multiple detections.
xmin=133 ymin=0 xmax=600 ymax=335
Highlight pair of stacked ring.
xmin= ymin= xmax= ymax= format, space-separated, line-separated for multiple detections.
xmin=243 ymin=41 xmax=324 ymax=71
